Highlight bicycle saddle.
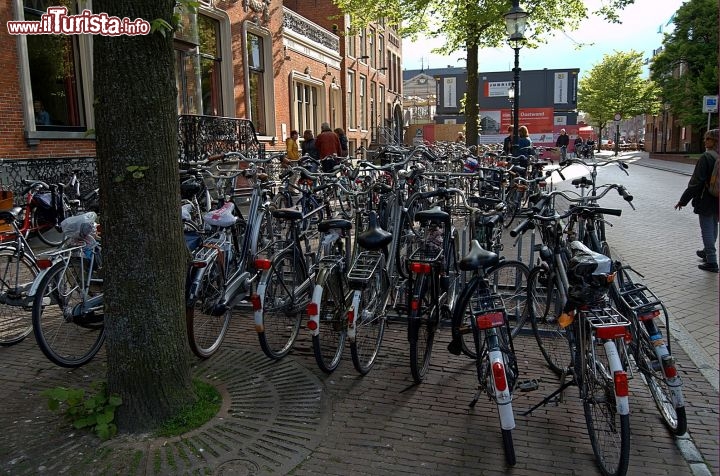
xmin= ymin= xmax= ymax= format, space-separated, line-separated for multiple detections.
xmin=318 ymin=218 xmax=352 ymax=232
xmin=358 ymin=211 xmax=392 ymax=251
xmin=272 ymin=206 xmax=303 ymax=221
xmin=414 ymin=206 xmax=450 ymax=225
xmin=458 ymin=240 xmax=499 ymax=271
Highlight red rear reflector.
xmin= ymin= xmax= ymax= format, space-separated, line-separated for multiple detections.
xmin=254 ymin=258 xmax=272 ymax=270
xmin=476 ymin=312 xmax=504 ymax=330
xmin=409 ymin=262 xmax=432 ymax=274
xmin=306 ymin=320 xmax=318 ymax=331
xmin=492 ymin=361 xmax=508 ymax=391
xmin=347 ymin=309 xmax=354 ymax=324
xmin=595 ymin=326 xmax=627 ymax=340
xmin=614 ymin=371 xmax=629 ymax=397
xmin=192 ymin=261 xmax=207 ymax=268
xmin=307 ymin=303 xmax=318 ymax=316
xmin=662 ymin=357 xmax=678 ymax=378
xmin=36 ymin=258 xmax=53 ymax=269
xmin=638 ymin=309 xmax=661 ymax=321
xmin=250 ymin=294 xmax=261 ymax=310
xmin=411 ymin=299 xmax=420 ymax=311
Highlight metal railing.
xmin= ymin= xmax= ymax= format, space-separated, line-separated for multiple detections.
xmin=178 ymin=114 xmax=263 ymax=164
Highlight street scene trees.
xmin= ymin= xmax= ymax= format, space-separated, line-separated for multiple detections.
xmin=334 ymin=0 xmax=636 ymax=146
xmin=577 ymin=50 xmax=661 ymax=148
xmin=93 ymin=0 xmax=196 ymax=432
xmin=650 ymin=0 xmax=719 ymax=133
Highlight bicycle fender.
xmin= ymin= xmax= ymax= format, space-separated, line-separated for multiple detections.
xmin=347 ymin=290 xmax=361 ymax=341
xmin=307 ymin=283 xmax=324 ymax=337
xmin=603 ymin=341 xmax=630 ymax=416
xmin=27 ymin=265 xmax=55 ymax=298
xmin=254 ymin=270 xmax=270 ymax=333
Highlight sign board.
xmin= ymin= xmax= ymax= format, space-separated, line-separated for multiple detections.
xmin=703 ymin=95 xmax=718 ymax=113
xmin=484 ymin=81 xmax=517 ymax=98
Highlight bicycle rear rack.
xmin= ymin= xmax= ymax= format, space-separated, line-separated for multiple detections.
xmin=347 ymin=251 xmax=383 ymax=286
xmin=408 ymin=246 xmax=443 ymax=264
xmin=582 ymin=306 xmax=630 ymax=330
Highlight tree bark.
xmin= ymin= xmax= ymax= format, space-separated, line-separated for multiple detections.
xmin=465 ymin=42 xmax=479 ymax=149
xmin=94 ymin=0 xmax=196 ymax=432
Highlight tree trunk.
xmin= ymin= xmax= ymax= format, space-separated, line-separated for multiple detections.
xmin=465 ymin=42 xmax=480 ymax=149
xmin=94 ymin=0 xmax=196 ymax=433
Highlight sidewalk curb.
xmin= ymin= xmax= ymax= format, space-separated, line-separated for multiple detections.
xmin=677 ymin=433 xmax=713 ymax=476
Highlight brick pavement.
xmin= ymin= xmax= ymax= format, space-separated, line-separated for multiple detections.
xmin=0 ymin=153 xmax=717 ymax=475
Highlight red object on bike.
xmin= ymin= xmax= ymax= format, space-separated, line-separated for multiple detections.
xmin=595 ymin=325 xmax=627 ymax=340
xmin=638 ymin=309 xmax=661 ymax=321
xmin=254 ymin=258 xmax=272 ymax=270
xmin=36 ymin=258 xmax=53 ymax=269
xmin=306 ymin=303 xmax=318 ymax=316
xmin=250 ymin=293 xmax=262 ymax=311
xmin=492 ymin=361 xmax=508 ymax=391
xmin=409 ymin=262 xmax=432 ymax=274
xmin=306 ymin=319 xmax=318 ymax=331
xmin=476 ymin=312 xmax=504 ymax=330
xmin=613 ymin=371 xmax=629 ymax=397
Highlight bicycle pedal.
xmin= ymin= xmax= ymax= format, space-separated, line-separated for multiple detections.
xmin=517 ymin=379 xmax=539 ymax=392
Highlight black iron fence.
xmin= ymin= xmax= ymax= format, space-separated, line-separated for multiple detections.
xmin=0 ymin=115 xmax=264 ymax=205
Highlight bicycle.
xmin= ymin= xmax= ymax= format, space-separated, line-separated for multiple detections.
xmin=448 ymin=239 xmax=520 ymax=466
xmin=523 ymin=240 xmax=631 ymax=476
xmin=30 ymin=212 xmax=104 ymax=367
xmin=609 ymin=258 xmax=687 ymax=435
xmin=0 ymin=209 xmax=41 ymax=346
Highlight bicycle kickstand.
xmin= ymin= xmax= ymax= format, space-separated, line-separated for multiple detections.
xmin=520 ymin=367 xmax=574 ymax=416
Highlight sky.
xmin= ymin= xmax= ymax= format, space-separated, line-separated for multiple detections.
xmin=401 ymin=0 xmax=685 ymax=78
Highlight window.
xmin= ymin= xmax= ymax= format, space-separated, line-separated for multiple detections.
xmin=23 ymin=0 xmax=88 ymax=132
xmin=359 ymin=75 xmax=366 ymax=130
xmin=370 ymin=81 xmax=376 ymax=133
xmin=379 ymin=85 xmax=385 ymax=124
xmin=246 ymin=30 xmax=272 ymax=135
xmin=175 ymin=12 xmax=230 ymax=117
xmin=378 ymin=35 xmax=385 ymax=69
xmin=347 ymin=71 xmax=356 ymax=130
xmin=369 ymin=28 xmax=375 ymax=68
xmin=359 ymin=29 xmax=366 ymax=60
xmin=329 ymin=83 xmax=341 ymax=128
xmin=294 ymin=81 xmax=320 ymax=135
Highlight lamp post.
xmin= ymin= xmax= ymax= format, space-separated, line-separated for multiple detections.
xmin=507 ymin=85 xmax=515 ymax=130
xmin=504 ymin=1 xmax=528 ymax=156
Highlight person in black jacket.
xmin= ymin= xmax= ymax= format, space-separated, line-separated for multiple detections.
xmin=675 ymin=129 xmax=719 ymax=272
xmin=502 ymin=125 xmax=514 ymax=155
xmin=556 ymin=129 xmax=569 ymax=161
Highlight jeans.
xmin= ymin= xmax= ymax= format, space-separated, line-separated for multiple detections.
xmin=699 ymin=213 xmax=719 ymax=265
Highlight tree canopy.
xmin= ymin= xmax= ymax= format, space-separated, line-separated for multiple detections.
xmin=577 ymin=50 xmax=661 ymax=141
xmin=650 ymin=0 xmax=719 ymax=132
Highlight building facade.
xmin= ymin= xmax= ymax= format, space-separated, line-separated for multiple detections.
xmin=1 ymin=0 xmax=403 ymax=189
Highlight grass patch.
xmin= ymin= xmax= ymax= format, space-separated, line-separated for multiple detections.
xmin=154 ymin=380 xmax=222 ymax=438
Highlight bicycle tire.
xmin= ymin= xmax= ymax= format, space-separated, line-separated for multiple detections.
xmin=408 ymin=274 xmax=437 ymax=383
xmin=444 ymin=232 xmax=462 ymax=310
xmin=502 ymin=429 xmax=516 ymax=466
xmin=578 ymin=331 xmax=631 ymax=476
xmin=257 ymin=249 xmax=306 ymax=360
xmin=350 ymin=268 xmax=387 ymax=374
xmin=528 ymin=266 xmax=570 ymax=375
xmin=503 ymin=189 xmax=522 ymax=229
xmin=0 ymin=249 xmax=37 ymax=346
xmin=395 ymin=196 xmax=430 ymax=280
xmin=32 ymin=259 xmax=105 ymax=367
xmin=486 ymin=260 xmax=530 ymax=338
xmin=312 ymin=268 xmax=348 ymax=373
xmin=451 ymin=275 xmax=481 ymax=359
xmin=186 ymin=258 xmax=231 ymax=359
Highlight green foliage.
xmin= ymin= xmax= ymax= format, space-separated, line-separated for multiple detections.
xmin=154 ymin=380 xmax=221 ymax=438
xmin=578 ymin=50 xmax=660 ymax=132
xmin=150 ymin=0 xmax=200 ymax=37
xmin=650 ymin=0 xmax=719 ymax=131
xmin=43 ymin=382 xmax=122 ymax=441
xmin=114 ymin=165 xmax=150 ymax=182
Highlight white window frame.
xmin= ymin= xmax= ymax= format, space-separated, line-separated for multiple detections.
xmin=359 ymin=75 xmax=367 ymax=131
xmin=291 ymin=73 xmax=326 ymax=135
xmin=243 ymin=22 xmax=276 ymax=139
xmin=347 ymin=71 xmax=356 ymax=131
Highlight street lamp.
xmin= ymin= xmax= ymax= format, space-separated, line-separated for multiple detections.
xmin=504 ymin=0 xmax=528 ymax=155
xmin=507 ymin=86 xmax=515 ymax=126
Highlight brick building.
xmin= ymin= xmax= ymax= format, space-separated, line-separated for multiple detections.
xmin=1 ymin=0 xmax=402 ymax=193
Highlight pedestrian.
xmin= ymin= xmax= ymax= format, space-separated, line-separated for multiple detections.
xmin=517 ymin=125 xmax=534 ymax=152
xmin=456 ymin=131 xmax=465 ymax=143
xmin=283 ymin=130 xmax=300 ymax=166
xmin=502 ymin=125 xmax=514 ymax=155
xmin=573 ymin=136 xmax=584 ymax=158
xmin=301 ymin=129 xmax=319 ymax=160
xmin=334 ymin=127 xmax=349 ymax=157
xmin=315 ymin=122 xmax=342 ymax=172
xmin=674 ymin=128 xmax=719 ymax=273
xmin=556 ymin=128 xmax=569 ymax=161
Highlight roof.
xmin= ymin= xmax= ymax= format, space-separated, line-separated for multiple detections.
xmin=403 ymin=67 xmax=466 ymax=81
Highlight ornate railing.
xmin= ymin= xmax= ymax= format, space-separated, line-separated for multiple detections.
xmin=178 ymin=114 xmax=263 ymax=164
xmin=372 ymin=126 xmax=401 ymax=146
xmin=0 ymin=157 xmax=98 ymax=207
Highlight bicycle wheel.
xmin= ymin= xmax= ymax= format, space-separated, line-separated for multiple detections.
xmin=578 ymin=332 xmax=630 ymax=476
xmin=502 ymin=429 xmax=516 ymax=466
xmin=257 ymin=250 xmax=306 ymax=360
xmin=443 ymin=232 xmax=462 ymax=310
xmin=486 ymin=260 xmax=530 ymax=338
xmin=634 ymin=330 xmax=687 ymax=435
xmin=32 ymin=259 xmax=105 ymax=367
xmin=503 ymin=188 xmax=522 ymax=229
xmin=408 ymin=274 xmax=437 ymax=383
xmin=0 ymin=249 xmax=37 ymax=346
xmin=186 ymin=258 xmax=231 ymax=359
xmin=528 ymin=266 xmax=570 ymax=375
xmin=312 ymin=268 xmax=348 ymax=373
xmin=350 ymin=268 xmax=387 ymax=374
